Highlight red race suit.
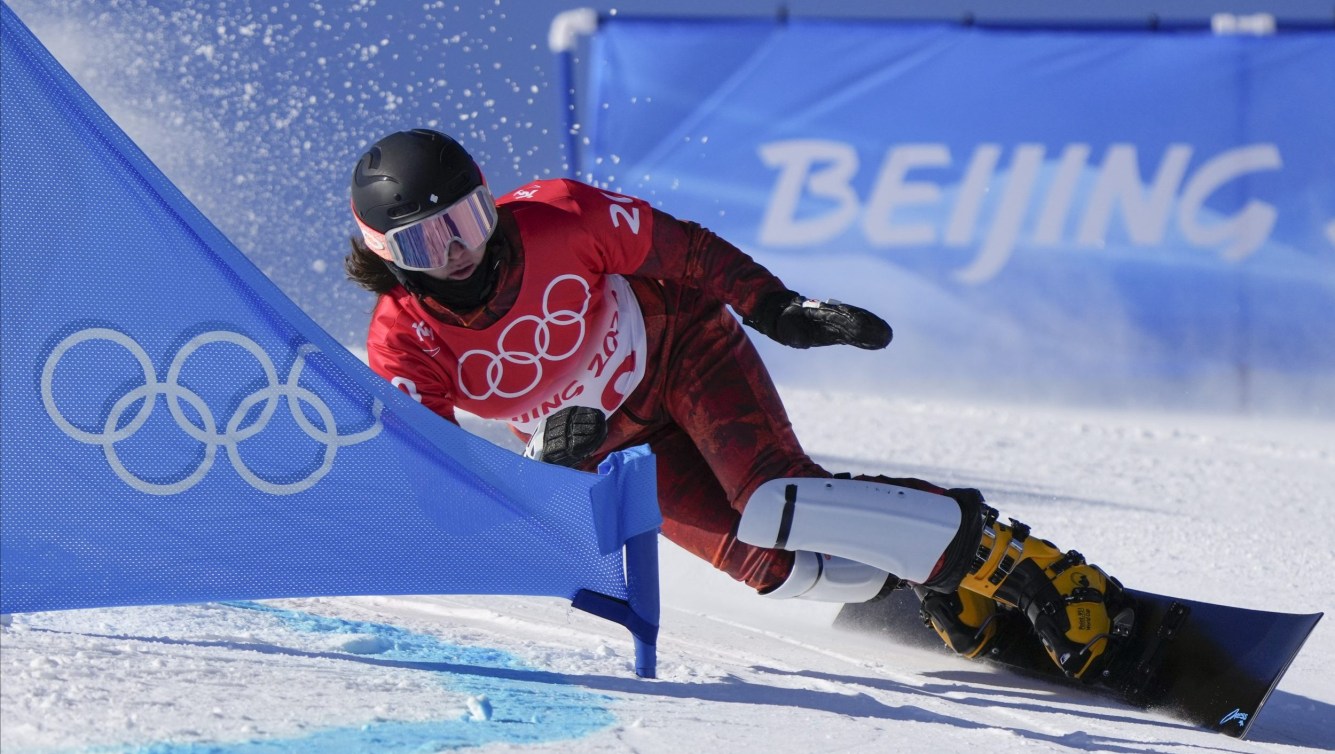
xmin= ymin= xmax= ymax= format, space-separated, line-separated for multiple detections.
xmin=367 ymin=179 xmax=830 ymax=591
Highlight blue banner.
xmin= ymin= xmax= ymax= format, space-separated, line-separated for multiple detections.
xmin=581 ymin=19 xmax=1335 ymax=410
xmin=0 ymin=2 xmax=660 ymax=664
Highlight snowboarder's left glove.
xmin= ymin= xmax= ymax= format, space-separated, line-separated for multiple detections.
xmin=523 ymin=406 xmax=608 ymax=468
xmin=744 ymin=290 xmax=892 ymax=350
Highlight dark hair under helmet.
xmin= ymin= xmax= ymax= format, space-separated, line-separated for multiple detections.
xmin=350 ymin=129 xmax=485 ymax=235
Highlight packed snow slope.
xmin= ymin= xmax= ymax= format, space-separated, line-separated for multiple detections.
xmin=4 ymin=390 xmax=1332 ymax=753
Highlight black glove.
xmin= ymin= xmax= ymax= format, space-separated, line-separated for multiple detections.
xmin=523 ymin=406 xmax=609 ymax=467
xmin=743 ymin=289 xmax=892 ymax=350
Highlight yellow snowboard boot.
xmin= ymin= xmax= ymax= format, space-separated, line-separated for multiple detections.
xmin=917 ymin=586 xmax=1009 ymax=659
xmin=958 ymin=513 xmax=1132 ymax=678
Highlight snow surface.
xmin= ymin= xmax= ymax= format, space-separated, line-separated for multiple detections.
xmin=4 ymin=390 xmax=1333 ymax=753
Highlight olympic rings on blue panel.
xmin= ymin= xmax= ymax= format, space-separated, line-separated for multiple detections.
xmin=41 ymin=328 xmax=382 ymax=495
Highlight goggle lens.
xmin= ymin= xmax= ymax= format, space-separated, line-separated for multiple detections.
xmin=378 ymin=185 xmax=498 ymax=271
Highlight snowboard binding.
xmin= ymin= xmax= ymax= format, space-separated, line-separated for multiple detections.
xmin=916 ymin=585 xmax=1027 ymax=659
xmin=943 ymin=506 xmax=1137 ymax=680
xmin=917 ymin=583 xmax=1136 ymax=682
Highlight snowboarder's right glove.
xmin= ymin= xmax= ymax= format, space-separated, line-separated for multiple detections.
xmin=523 ymin=405 xmax=608 ymax=468
xmin=744 ymin=289 xmax=892 ymax=350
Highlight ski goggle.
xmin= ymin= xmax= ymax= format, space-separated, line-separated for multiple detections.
xmin=355 ymin=185 xmax=498 ymax=270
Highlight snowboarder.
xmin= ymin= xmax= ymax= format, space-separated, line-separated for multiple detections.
xmin=344 ymin=129 xmax=1130 ymax=680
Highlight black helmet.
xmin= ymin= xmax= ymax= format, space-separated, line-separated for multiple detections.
xmin=350 ymin=129 xmax=485 ymax=235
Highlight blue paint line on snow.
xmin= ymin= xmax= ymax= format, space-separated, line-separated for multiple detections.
xmin=84 ymin=602 xmax=616 ymax=754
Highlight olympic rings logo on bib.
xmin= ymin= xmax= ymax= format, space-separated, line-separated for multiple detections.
xmin=457 ymin=274 xmax=592 ymax=400
xmin=41 ymin=328 xmax=382 ymax=496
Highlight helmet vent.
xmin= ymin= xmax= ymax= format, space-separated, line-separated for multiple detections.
xmin=387 ymin=203 xmax=420 ymax=219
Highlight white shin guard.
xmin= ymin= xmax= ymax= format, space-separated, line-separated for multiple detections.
xmin=738 ymin=477 xmax=963 ymax=585
xmin=764 ymin=551 xmax=891 ymax=602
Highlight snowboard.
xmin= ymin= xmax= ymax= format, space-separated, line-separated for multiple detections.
xmin=834 ymin=586 xmax=1321 ymax=739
